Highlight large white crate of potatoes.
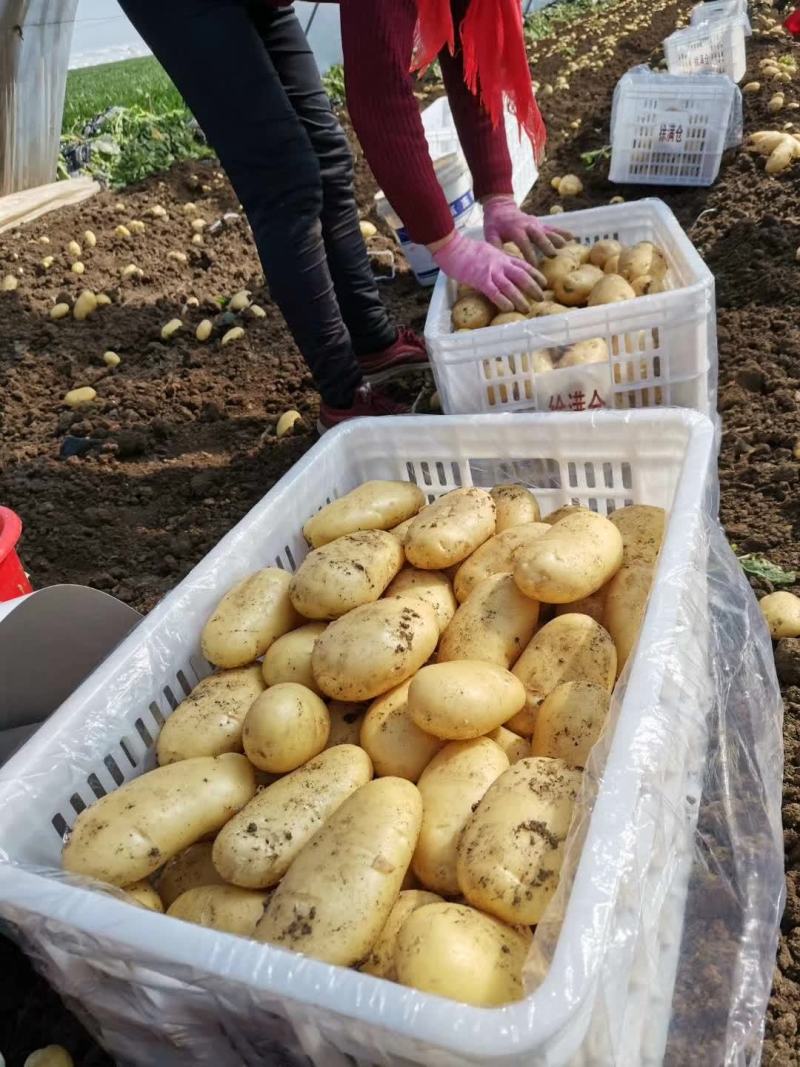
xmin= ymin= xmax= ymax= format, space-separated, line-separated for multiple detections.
xmin=690 ymin=0 xmax=752 ymax=35
xmin=663 ymin=16 xmax=748 ymax=83
xmin=425 ymin=199 xmax=716 ymax=417
xmin=0 ymin=412 xmax=717 ymax=1067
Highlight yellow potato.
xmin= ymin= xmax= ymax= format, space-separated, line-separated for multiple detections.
xmin=759 ymin=591 xmax=800 ymax=638
xmin=554 ymin=265 xmax=605 ymax=307
xmin=361 ymin=680 xmax=444 ymax=781
xmin=587 ymin=274 xmax=636 ymax=306
xmin=359 ymin=889 xmax=443 ymax=979
xmin=513 ymin=510 xmax=623 ymax=604
xmin=167 ymin=884 xmax=271 ymax=937
xmin=289 ymin=530 xmax=404 ymax=619
xmin=618 ymin=241 xmax=667 ymax=283
xmin=491 ymin=312 xmax=527 ymax=326
xmin=608 ymin=504 xmax=666 ymax=566
xmin=261 ymin=622 xmax=327 ymax=693
xmin=213 ymin=744 xmax=372 ymax=887
xmin=438 ymin=573 xmax=539 ymax=668
xmin=561 ymin=241 xmax=590 ymax=264
xmin=540 ymin=253 xmax=579 ymax=288
xmin=62 ymin=754 xmax=256 ymax=885
xmin=155 ymin=842 xmax=227 ymax=908
xmin=408 ymin=661 xmax=526 ymax=741
xmin=303 ymin=481 xmax=425 ymax=547
xmin=528 ymin=300 xmax=569 ymax=317
xmin=325 ymin=700 xmax=367 ymax=747
xmin=412 ymin=738 xmax=509 ymax=894
xmin=603 ymin=253 xmax=621 ymax=274
xmin=123 ymin=880 xmax=164 ymax=912
xmin=242 ymin=683 xmax=329 ymax=773
xmin=255 ymin=777 xmax=422 ymax=965
xmin=388 ymin=515 xmax=416 ymax=545
xmin=559 ymin=337 xmax=608 ymax=367
xmin=395 ymin=902 xmax=531 ymax=1006
xmin=405 ymin=488 xmax=495 ymax=570
xmin=589 ymin=239 xmax=622 ymax=268
xmin=156 ymin=666 xmax=265 ymax=765
xmin=490 ymin=483 xmax=541 ymax=532
xmin=530 ymin=681 xmax=609 ymax=767
xmin=201 ymin=568 xmax=300 ymax=668
xmin=487 ymin=726 xmax=530 ymax=763
xmin=312 ymin=599 xmax=439 ymax=701
xmin=603 ymin=562 xmax=654 ymax=675
xmin=543 ymin=504 xmax=590 ymax=525
xmin=453 ymin=523 xmax=550 ymax=603
xmin=632 ymin=274 xmax=667 ymax=296
xmin=383 ymin=567 xmax=457 ymax=634
xmin=555 ymin=586 xmax=608 ymax=624
xmin=452 ymin=294 xmax=494 ymax=330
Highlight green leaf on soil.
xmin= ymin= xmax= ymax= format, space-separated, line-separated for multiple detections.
xmin=737 ymin=554 xmax=797 ymax=585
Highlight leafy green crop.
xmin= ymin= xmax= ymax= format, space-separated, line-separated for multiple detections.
xmin=737 ymin=554 xmax=797 ymax=586
xmin=322 ymin=64 xmax=346 ymax=106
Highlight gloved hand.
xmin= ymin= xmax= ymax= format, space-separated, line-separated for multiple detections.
xmin=482 ymin=195 xmax=572 ymax=262
xmin=431 ymin=231 xmax=546 ymax=312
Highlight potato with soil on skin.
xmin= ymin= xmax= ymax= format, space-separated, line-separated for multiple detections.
xmin=631 ymin=274 xmax=667 ymax=296
xmin=558 ymin=337 xmax=609 ymax=367
xmin=438 ymin=572 xmax=540 ymax=668
xmin=303 ymin=480 xmax=425 ymax=548
xmin=123 ymin=879 xmax=164 ymax=912
xmin=528 ymin=300 xmax=569 ymax=317
xmin=394 ymin=901 xmax=531 ymax=1006
xmin=155 ymin=842 xmax=227 ymax=908
xmin=587 ymin=274 xmax=636 ymax=306
xmin=62 ymin=754 xmax=256 ymax=885
xmin=156 ymin=665 xmax=265 ymax=765
xmin=603 ymin=562 xmax=655 ymax=676
xmin=254 ymin=777 xmax=423 ymax=966
xmin=404 ymin=487 xmax=495 ymax=570
xmin=513 ymin=510 xmax=623 ymax=604
xmin=457 ymin=756 xmax=581 ymax=925
xmin=487 ymin=725 xmax=530 ymax=763
xmin=554 ymin=264 xmax=605 ymax=307
xmin=759 ymin=591 xmax=800 ymax=639
xmin=388 ymin=514 xmax=416 ymax=544
xmin=617 ymin=242 xmax=667 ymax=283
xmin=360 ymin=679 xmax=444 ymax=781
xmin=167 ymin=884 xmax=272 ymax=937
xmin=452 ymin=294 xmax=495 ymax=330
xmin=289 ymin=530 xmax=404 ymax=620
xmin=491 ymin=311 xmax=528 ymax=326
xmin=543 ymin=504 xmax=591 ymax=525
xmin=325 ymin=700 xmax=367 ymax=747
xmin=201 ymin=567 xmax=300 ymax=669
xmin=490 ymin=483 xmax=541 ymax=532
xmin=555 ymin=585 xmax=609 ymax=624
xmin=383 ymin=567 xmax=457 ymax=634
xmin=530 ymin=681 xmax=610 ymax=767
xmin=589 ymin=239 xmax=623 ymax=268
xmin=453 ymin=522 xmax=550 ymax=603
xmin=609 ymin=504 xmax=666 ymax=566
xmin=261 ymin=622 xmax=327 ymax=693
xmin=312 ymin=598 xmax=439 ymax=701
xmin=359 ymin=889 xmax=443 ymax=979
xmin=242 ymin=683 xmax=329 ymax=773
xmin=408 ymin=661 xmax=526 ymax=740
xmin=540 ymin=252 xmax=580 ymax=288
xmin=212 ymin=744 xmax=372 ymax=888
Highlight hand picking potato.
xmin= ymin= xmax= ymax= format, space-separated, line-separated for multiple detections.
xmin=405 ymin=488 xmax=495 ymax=570
xmin=359 ymin=889 xmax=443 ymax=979
xmin=453 ymin=523 xmax=550 ymax=603
xmin=452 ymin=294 xmax=494 ymax=330
xmin=759 ymin=591 xmax=800 ymax=639
xmin=438 ymin=573 xmax=539 ymax=668
xmin=408 ymin=661 xmax=526 ymax=740
xmin=555 ymin=586 xmax=608 ymax=624
xmin=255 ymin=777 xmax=423 ymax=966
xmin=155 ymin=842 xmax=227 ymax=908
xmin=530 ymin=681 xmax=609 ymax=767
xmin=261 ymin=622 xmax=327 ymax=693
xmin=589 ymin=239 xmax=622 ymax=269
xmin=490 ymin=483 xmax=541 ymax=532
xmin=603 ymin=563 xmax=654 ymax=675
xmin=554 ymin=265 xmax=604 ymax=307
xmin=325 ymin=700 xmax=367 ymax=747
xmin=394 ymin=902 xmax=531 ymax=1007
xmin=312 ymin=598 xmax=439 ymax=701
xmin=413 ymin=738 xmax=509 ymax=894
xmin=559 ymin=337 xmax=608 ymax=367
xmin=167 ymin=884 xmax=272 ymax=937
xmin=618 ymin=242 xmax=667 ymax=283
xmin=487 ymin=726 xmax=530 ymax=763
xmin=62 ymin=754 xmax=256 ymax=885
xmin=457 ymin=757 xmax=581 ymax=924
xmin=384 ymin=567 xmax=457 ymax=634
xmin=289 ymin=530 xmax=404 ymax=619
xmin=156 ymin=666 xmax=265 ymax=765
xmin=608 ymin=504 xmax=666 ymax=566
xmin=514 ymin=510 xmax=623 ymax=604
xmin=212 ymin=744 xmax=372 ymax=887
xmin=360 ymin=680 xmax=444 ymax=781
xmin=303 ymin=481 xmax=425 ymax=548
xmin=242 ymin=683 xmax=329 ymax=773
xmin=587 ymin=274 xmax=636 ymax=306
xmin=123 ymin=880 xmax=164 ymax=912
xmin=201 ymin=568 xmax=300 ymax=668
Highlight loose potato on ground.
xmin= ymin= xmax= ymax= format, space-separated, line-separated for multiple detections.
xmin=759 ymin=591 xmax=800 ymax=639
xmin=360 ymin=889 xmax=443 ymax=979
xmin=289 ymin=530 xmax=404 ymax=620
xmin=514 ymin=510 xmax=623 ymax=604
xmin=408 ymin=661 xmax=526 ymax=740
xmin=453 ymin=523 xmax=550 ymax=603
xmin=412 ymin=738 xmax=509 ymax=894
xmin=554 ymin=265 xmax=604 ymax=307
xmin=559 ymin=337 xmax=608 ymax=368
xmin=213 ymin=744 xmax=372 ymax=887
xmin=384 ymin=567 xmax=457 ymax=634
xmin=156 ymin=666 xmax=265 ymax=765
xmin=361 ymin=680 xmax=444 ymax=781
xmin=438 ymin=573 xmax=539 ymax=668
xmin=312 ymin=598 xmax=439 ymax=701
xmin=603 ymin=562 xmax=654 ymax=674
xmin=555 ymin=586 xmax=608 ymax=624
xmin=167 ymin=884 xmax=272 ymax=937
xmin=490 ymin=483 xmax=541 ymax=532
xmin=587 ymin=274 xmax=636 ymax=306
xmin=242 ymin=683 xmax=329 ymax=773
xmin=325 ymin=700 xmax=367 ymax=747
xmin=156 ymin=842 xmax=227 ymax=908
xmin=261 ymin=622 xmax=327 ymax=693
xmin=452 ymin=294 xmax=494 ymax=330
xmin=618 ymin=241 xmax=667 ymax=283
xmin=457 ymin=757 xmax=581 ymax=925
xmin=589 ymin=239 xmax=623 ymax=269
xmin=62 ymin=754 xmax=256 ymax=885
xmin=395 ymin=902 xmax=531 ymax=1007
xmin=201 ymin=568 xmax=300 ymax=668
xmin=123 ymin=880 xmax=164 ymax=912
xmin=303 ymin=480 xmax=425 ymax=547
xmin=255 ymin=777 xmax=423 ymax=966
xmin=530 ymin=681 xmax=610 ymax=767
xmin=487 ymin=726 xmax=530 ymax=763
xmin=405 ymin=488 xmax=495 ymax=570
xmin=608 ymin=504 xmax=666 ymax=566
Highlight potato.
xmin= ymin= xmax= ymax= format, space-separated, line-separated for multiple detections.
xmin=554 ymin=265 xmax=604 ymax=306
xmin=438 ymin=573 xmax=539 ymax=668
xmin=156 ymin=666 xmax=265 ymax=765
xmin=608 ymin=504 xmax=666 ymax=566
xmin=456 ymin=281 xmax=478 ymax=299
xmin=561 ymin=241 xmax=590 ymax=265
xmin=558 ymin=174 xmax=583 ymax=197
xmin=452 ymin=294 xmax=494 ymax=330
xmin=62 ymin=754 xmax=256 ymax=885
xmin=290 ymin=530 xmax=404 ymax=620
xmin=255 ymin=777 xmax=422 ymax=965
xmin=201 ymin=568 xmax=300 ymax=668
xmin=23 ymin=1047 xmax=74 ymax=1067
xmin=361 ymin=680 xmax=444 ymax=780
xmin=395 ymin=902 xmax=531 ymax=1006
xmin=408 ymin=661 xmax=525 ymax=740
xmin=603 ymin=562 xmax=654 ymax=675
xmin=487 ymin=726 xmax=530 ymax=763
xmin=514 ymin=510 xmax=622 ymax=604
xmin=261 ymin=622 xmax=327 ymax=693
xmin=559 ymin=337 xmax=608 ymax=368
xmin=325 ymin=700 xmax=366 ymax=746
xmin=155 ymin=842 xmax=227 ymax=908
xmin=491 ymin=312 xmax=527 ymax=326
xmin=759 ymin=591 xmax=800 ymax=639
xmin=242 ymin=683 xmax=329 ymax=773
xmin=490 ymin=483 xmax=541 ymax=532
xmin=589 ymin=239 xmax=622 ymax=268
xmin=360 ymin=889 xmax=443 ymax=979
xmin=453 ymin=523 xmax=550 ymax=602
xmin=457 ymin=757 xmax=581 ymax=924
xmin=412 ymin=738 xmax=509 ymax=894
xmin=528 ymin=300 xmax=569 ymax=317
xmin=213 ymin=744 xmax=372 ymax=887
xmin=388 ymin=515 xmax=416 ymax=544
xmin=303 ymin=481 xmax=425 ymax=547
xmin=587 ymin=274 xmax=636 ymax=306
xmin=555 ymin=586 xmax=608 ymax=624
xmin=384 ymin=567 xmax=457 ymax=634
xmin=124 ymin=880 xmax=164 ymax=912
xmin=509 ymin=614 xmax=616 ymax=735
xmin=540 ymin=253 xmax=579 ymax=288
xmin=312 ymin=598 xmax=439 ymax=701
xmin=530 ymin=681 xmax=609 ymax=766
xmin=167 ymin=884 xmax=271 ymax=936
xmin=603 ymin=253 xmax=621 ymax=275
xmin=405 ymin=488 xmax=495 ymax=570
xmin=543 ymin=504 xmax=590 ymax=525
xmin=618 ymin=242 xmax=667 ymax=283
xmin=631 ymin=274 xmax=667 ymax=296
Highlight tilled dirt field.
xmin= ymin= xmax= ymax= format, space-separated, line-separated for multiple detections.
xmin=0 ymin=0 xmax=798 ymax=1062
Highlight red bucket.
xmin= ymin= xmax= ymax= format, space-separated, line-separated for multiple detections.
xmin=0 ymin=507 xmax=32 ymax=602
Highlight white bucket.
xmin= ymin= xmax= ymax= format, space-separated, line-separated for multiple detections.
xmin=375 ymin=152 xmax=481 ymax=286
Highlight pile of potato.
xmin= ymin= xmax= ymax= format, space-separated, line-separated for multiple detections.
xmin=61 ymin=480 xmax=666 ymax=1008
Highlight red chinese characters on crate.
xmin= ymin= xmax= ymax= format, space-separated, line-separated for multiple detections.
xmin=547 ymin=390 xmax=607 ymax=412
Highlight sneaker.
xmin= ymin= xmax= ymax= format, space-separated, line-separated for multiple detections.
xmin=358 ymin=327 xmax=430 ymax=384
xmin=318 ymin=382 xmax=410 ymax=432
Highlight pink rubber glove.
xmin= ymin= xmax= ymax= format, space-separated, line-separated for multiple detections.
xmin=431 ymin=232 xmax=546 ymax=312
xmin=482 ymin=195 xmax=572 ymax=262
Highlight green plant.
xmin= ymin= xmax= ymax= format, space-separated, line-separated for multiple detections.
xmin=737 ymin=553 xmax=797 ymax=585
xmin=580 ymin=146 xmax=612 ymax=170
xmin=323 ymin=65 xmax=346 ymax=106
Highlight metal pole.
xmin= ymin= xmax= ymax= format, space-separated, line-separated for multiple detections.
xmin=304 ymin=2 xmax=321 ymax=35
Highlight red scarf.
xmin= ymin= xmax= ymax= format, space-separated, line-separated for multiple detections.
xmin=412 ymin=0 xmax=546 ymax=164
xmin=785 ymin=8 xmax=800 ymax=36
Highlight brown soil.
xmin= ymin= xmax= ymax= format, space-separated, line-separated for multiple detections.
xmin=0 ymin=0 xmax=799 ymax=1062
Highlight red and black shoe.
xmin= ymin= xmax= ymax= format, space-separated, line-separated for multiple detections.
xmin=317 ymin=382 xmax=410 ymax=433
xmin=358 ymin=327 xmax=430 ymax=384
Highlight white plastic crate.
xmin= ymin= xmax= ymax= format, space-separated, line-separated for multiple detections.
xmin=0 ymin=411 xmax=717 ymax=1067
xmin=663 ymin=17 xmax=748 ymax=83
xmin=424 ymin=199 xmax=716 ymax=417
xmin=690 ymin=0 xmax=752 ymax=35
